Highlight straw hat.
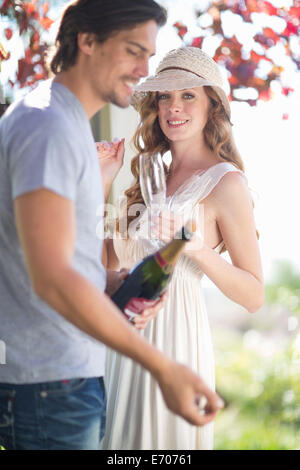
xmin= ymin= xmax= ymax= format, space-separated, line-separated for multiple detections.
xmin=132 ymin=47 xmax=231 ymax=118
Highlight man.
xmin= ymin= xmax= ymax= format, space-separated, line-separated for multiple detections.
xmin=0 ymin=0 xmax=223 ymax=450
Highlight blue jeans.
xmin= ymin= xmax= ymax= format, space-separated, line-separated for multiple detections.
xmin=0 ymin=377 xmax=106 ymax=450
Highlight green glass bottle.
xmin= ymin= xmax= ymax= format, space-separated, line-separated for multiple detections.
xmin=111 ymin=225 xmax=193 ymax=322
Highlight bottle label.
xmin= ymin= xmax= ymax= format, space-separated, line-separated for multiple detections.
xmin=154 ymin=251 xmax=167 ymax=268
xmin=123 ymin=297 xmax=158 ymax=322
xmin=154 ymin=252 xmax=172 ymax=273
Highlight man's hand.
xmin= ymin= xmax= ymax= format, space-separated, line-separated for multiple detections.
xmin=156 ymin=360 xmax=224 ymax=426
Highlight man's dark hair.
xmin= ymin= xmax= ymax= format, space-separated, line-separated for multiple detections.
xmin=50 ymin=0 xmax=167 ymax=74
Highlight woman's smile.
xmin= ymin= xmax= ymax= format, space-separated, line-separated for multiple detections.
xmin=167 ymin=119 xmax=189 ymax=128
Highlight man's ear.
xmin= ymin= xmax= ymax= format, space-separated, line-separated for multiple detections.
xmin=77 ymin=32 xmax=96 ymax=56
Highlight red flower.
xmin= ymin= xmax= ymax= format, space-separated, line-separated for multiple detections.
xmin=173 ymin=22 xmax=188 ymax=39
xmin=259 ymin=89 xmax=272 ymax=101
xmin=281 ymin=86 xmax=294 ymax=96
xmin=191 ymin=37 xmax=204 ymax=48
xmin=282 ymin=21 xmax=299 ymax=37
xmin=4 ymin=28 xmax=13 ymax=40
xmin=258 ymin=1 xmax=278 ymax=16
xmin=39 ymin=17 xmax=54 ymax=30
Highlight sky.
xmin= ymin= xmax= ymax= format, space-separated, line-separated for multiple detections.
xmin=0 ymin=0 xmax=299 ymax=283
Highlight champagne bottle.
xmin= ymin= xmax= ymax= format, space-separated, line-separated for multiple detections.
xmin=111 ymin=224 xmax=193 ymax=322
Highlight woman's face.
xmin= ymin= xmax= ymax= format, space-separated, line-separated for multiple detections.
xmin=157 ymin=87 xmax=211 ymax=144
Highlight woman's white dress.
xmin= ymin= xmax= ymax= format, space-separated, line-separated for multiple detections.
xmin=101 ymin=163 xmax=245 ymax=450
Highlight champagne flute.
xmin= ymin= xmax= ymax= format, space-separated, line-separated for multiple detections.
xmin=139 ymin=153 xmax=166 ymax=211
xmin=139 ymin=153 xmax=166 ymax=246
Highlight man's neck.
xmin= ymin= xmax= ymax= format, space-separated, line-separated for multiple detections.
xmin=54 ymin=68 xmax=106 ymax=119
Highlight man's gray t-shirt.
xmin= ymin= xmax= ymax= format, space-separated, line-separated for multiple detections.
xmin=0 ymin=80 xmax=107 ymax=383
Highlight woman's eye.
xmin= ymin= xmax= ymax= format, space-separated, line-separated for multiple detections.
xmin=157 ymin=94 xmax=169 ymax=101
xmin=184 ymin=93 xmax=194 ymax=99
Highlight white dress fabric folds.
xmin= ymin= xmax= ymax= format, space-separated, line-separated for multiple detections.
xmin=101 ymin=163 xmax=246 ymax=450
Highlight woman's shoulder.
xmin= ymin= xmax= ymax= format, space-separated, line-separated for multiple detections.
xmin=207 ymin=165 xmax=251 ymax=207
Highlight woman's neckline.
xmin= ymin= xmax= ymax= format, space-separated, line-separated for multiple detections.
xmin=166 ymin=161 xmax=234 ymax=199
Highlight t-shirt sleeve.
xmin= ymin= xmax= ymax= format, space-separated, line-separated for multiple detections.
xmin=9 ymin=117 xmax=83 ymax=201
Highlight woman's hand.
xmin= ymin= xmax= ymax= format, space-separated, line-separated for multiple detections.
xmin=96 ymin=139 xmax=125 ymax=198
xmin=151 ymin=210 xmax=204 ymax=256
xmin=150 ymin=210 xmax=184 ymax=244
xmin=133 ymin=292 xmax=168 ymax=330
xmin=106 ymin=269 xmax=167 ymax=330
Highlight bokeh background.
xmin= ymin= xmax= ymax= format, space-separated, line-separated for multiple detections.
xmin=1 ymin=0 xmax=299 ymax=449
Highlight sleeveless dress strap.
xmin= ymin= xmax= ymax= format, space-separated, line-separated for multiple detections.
xmin=168 ymin=162 xmax=247 ymax=211
xmin=196 ymin=162 xmax=247 ymax=204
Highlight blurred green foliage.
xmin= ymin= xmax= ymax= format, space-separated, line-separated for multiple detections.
xmin=265 ymin=261 xmax=300 ymax=316
xmin=213 ymin=260 xmax=300 ymax=450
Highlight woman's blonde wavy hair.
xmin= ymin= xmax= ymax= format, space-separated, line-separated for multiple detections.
xmin=119 ymin=86 xmax=257 ymax=251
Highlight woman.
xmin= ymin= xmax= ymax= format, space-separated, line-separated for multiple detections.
xmin=100 ymin=47 xmax=264 ymax=450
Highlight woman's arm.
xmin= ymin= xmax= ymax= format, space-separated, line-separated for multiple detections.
xmin=153 ymin=172 xmax=264 ymax=313
xmin=196 ymin=172 xmax=264 ymax=313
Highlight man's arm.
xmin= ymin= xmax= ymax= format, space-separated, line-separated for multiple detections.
xmin=14 ymin=188 xmax=223 ymax=425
